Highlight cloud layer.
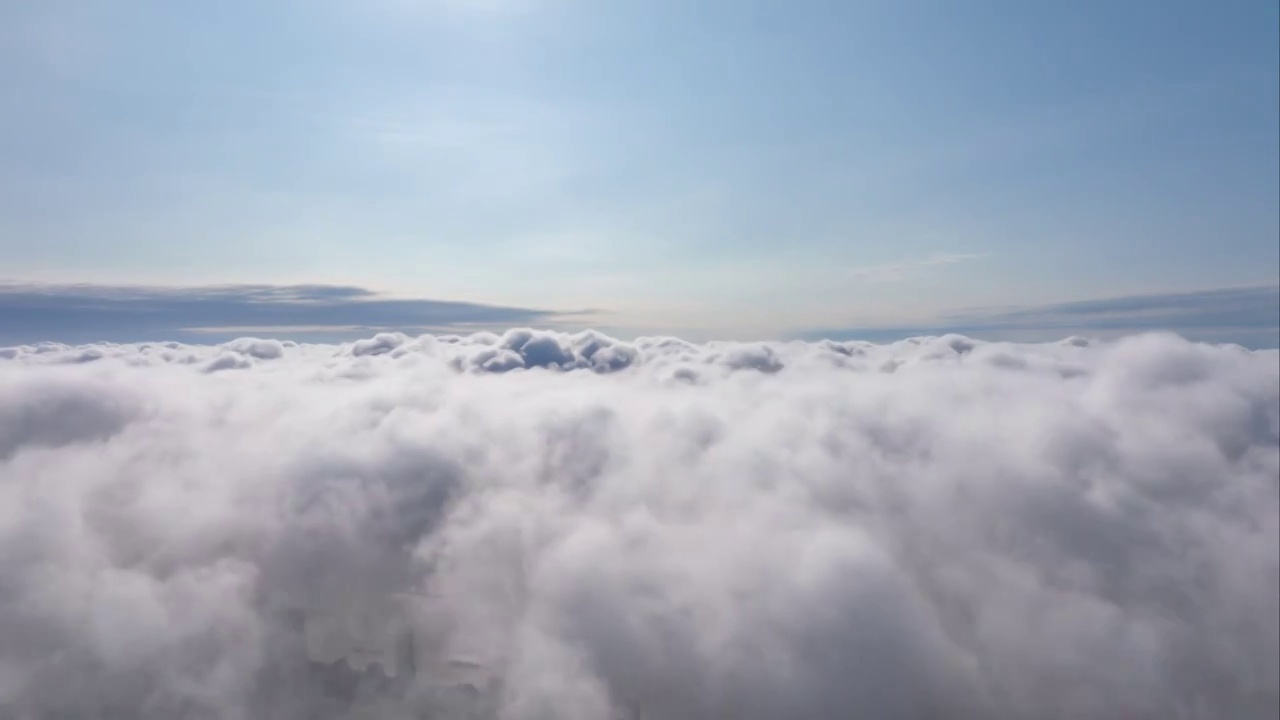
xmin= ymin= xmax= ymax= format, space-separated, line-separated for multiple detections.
xmin=0 ymin=330 xmax=1277 ymax=719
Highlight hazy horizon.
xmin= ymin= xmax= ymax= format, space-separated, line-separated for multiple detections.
xmin=1 ymin=279 xmax=1276 ymax=349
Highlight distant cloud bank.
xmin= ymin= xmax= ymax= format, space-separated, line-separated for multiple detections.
xmin=812 ymin=285 xmax=1280 ymax=349
xmin=0 ymin=330 xmax=1276 ymax=718
xmin=0 ymin=282 xmax=575 ymax=345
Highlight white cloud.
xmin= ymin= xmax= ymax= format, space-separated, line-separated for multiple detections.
xmin=0 ymin=330 xmax=1276 ymax=718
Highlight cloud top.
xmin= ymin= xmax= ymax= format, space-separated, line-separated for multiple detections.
xmin=0 ymin=330 xmax=1276 ymax=718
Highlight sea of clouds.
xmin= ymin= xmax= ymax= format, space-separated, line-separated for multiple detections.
xmin=0 ymin=329 xmax=1276 ymax=719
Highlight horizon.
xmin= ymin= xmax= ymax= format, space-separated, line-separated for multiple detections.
xmin=1 ymin=279 xmax=1277 ymax=349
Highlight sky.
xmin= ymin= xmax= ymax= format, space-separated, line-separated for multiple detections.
xmin=1 ymin=0 xmax=1277 ymax=345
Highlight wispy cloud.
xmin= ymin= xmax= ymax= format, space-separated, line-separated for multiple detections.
xmin=847 ymin=253 xmax=983 ymax=283
xmin=0 ymin=283 xmax=585 ymax=345
xmin=804 ymin=285 xmax=1280 ymax=348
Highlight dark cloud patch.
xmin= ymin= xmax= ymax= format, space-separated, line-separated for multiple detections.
xmin=0 ymin=282 xmax=577 ymax=345
xmin=809 ymin=285 xmax=1280 ymax=348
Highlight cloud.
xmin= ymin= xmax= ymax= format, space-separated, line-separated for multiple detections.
xmin=0 ymin=328 xmax=1275 ymax=718
xmin=847 ymin=252 xmax=983 ymax=283
xmin=975 ymin=285 xmax=1280 ymax=331
xmin=812 ymin=285 xmax=1280 ymax=349
xmin=0 ymin=282 xmax=580 ymax=345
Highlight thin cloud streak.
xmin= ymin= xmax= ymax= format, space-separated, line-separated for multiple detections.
xmin=847 ymin=253 xmax=984 ymax=284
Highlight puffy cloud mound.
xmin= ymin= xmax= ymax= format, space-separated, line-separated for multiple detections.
xmin=0 ymin=330 xmax=1276 ymax=719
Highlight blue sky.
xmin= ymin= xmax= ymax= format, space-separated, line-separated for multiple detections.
xmin=1 ymin=0 xmax=1277 ymax=345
